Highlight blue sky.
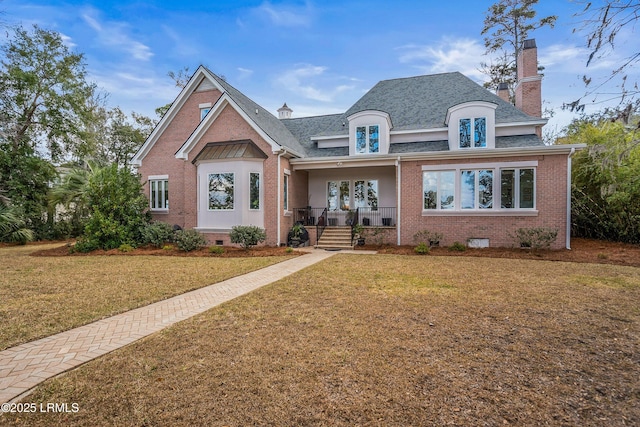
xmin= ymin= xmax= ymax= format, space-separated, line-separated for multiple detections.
xmin=2 ymin=0 xmax=638 ymax=136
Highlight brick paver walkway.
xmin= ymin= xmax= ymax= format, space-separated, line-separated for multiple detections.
xmin=0 ymin=249 xmax=340 ymax=404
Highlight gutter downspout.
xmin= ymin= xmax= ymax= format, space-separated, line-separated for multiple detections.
xmin=566 ymin=147 xmax=576 ymax=250
xmin=276 ymin=148 xmax=287 ymax=246
xmin=396 ymin=156 xmax=401 ymax=245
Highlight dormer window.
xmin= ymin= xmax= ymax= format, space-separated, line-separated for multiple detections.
xmin=356 ymin=125 xmax=379 ymax=154
xmin=459 ymin=117 xmax=486 ymax=148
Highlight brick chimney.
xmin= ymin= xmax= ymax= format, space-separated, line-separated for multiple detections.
xmin=496 ymin=82 xmax=510 ymax=103
xmin=515 ymin=39 xmax=542 ymax=119
xmin=278 ymin=103 xmax=292 ymax=119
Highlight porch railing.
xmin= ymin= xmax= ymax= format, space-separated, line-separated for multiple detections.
xmin=294 ymin=207 xmax=397 ymax=229
xmin=316 ymin=208 xmax=327 ymax=246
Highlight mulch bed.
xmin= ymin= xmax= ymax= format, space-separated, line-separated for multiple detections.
xmin=22 ymin=238 xmax=640 ymax=266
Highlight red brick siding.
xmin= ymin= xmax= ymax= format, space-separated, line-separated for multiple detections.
xmin=399 ymin=154 xmax=568 ymax=249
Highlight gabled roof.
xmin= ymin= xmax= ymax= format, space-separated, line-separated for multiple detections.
xmin=132 ymin=66 xmax=306 ymax=165
xmin=203 ymin=68 xmax=307 ymax=157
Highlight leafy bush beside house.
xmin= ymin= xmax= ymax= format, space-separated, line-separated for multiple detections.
xmin=74 ymin=164 xmax=150 ymax=252
xmin=230 ymin=225 xmax=266 ymax=250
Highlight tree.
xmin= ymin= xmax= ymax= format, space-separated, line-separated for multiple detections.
xmin=0 ymin=196 xmax=34 ymax=244
xmin=0 ymin=25 xmax=99 ymax=238
xmin=569 ymin=1 xmax=640 ymax=123
xmin=0 ymin=25 xmax=98 ymax=160
xmin=481 ymin=0 xmax=557 ymax=97
xmin=562 ymin=116 xmax=640 ymax=243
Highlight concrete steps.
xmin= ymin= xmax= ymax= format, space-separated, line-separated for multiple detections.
xmin=316 ymin=227 xmax=354 ymax=250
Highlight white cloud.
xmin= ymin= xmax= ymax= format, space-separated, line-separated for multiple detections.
xmin=59 ymin=33 xmax=76 ymax=49
xmin=397 ymin=37 xmax=488 ymax=81
xmin=276 ymin=64 xmax=354 ymax=102
xmin=81 ymin=9 xmax=153 ymax=61
xmin=252 ymin=1 xmax=313 ymax=27
xmin=237 ymin=67 xmax=254 ymax=80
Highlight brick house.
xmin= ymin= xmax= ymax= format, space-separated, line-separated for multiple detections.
xmin=132 ymin=39 xmax=583 ymax=249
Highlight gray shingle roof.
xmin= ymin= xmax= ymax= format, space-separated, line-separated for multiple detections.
xmin=312 ymin=72 xmax=540 ymax=137
xmin=206 ymin=69 xmax=543 ymax=158
xmin=206 ymin=68 xmax=308 ymax=156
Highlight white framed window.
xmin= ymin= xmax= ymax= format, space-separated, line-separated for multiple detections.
xmin=459 ymin=117 xmax=486 ymax=149
xmin=422 ymin=163 xmax=535 ymax=212
xmin=199 ymin=102 xmax=212 ymax=121
xmin=208 ymin=173 xmax=234 ymax=210
xmin=249 ymin=172 xmax=260 ymax=210
xmin=149 ymin=177 xmax=168 ymax=211
xmin=283 ymin=174 xmax=289 ymax=211
xmin=501 ymin=168 xmax=535 ymax=209
xmin=327 ymin=180 xmax=350 ymax=211
xmin=355 ymin=125 xmax=379 ymax=154
xmin=354 ymin=180 xmax=379 ymax=209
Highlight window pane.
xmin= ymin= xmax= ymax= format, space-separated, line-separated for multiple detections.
xmin=423 ymin=172 xmax=438 ymax=209
xmin=501 ymin=170 xmax=515 ymax=208
xmin=354 ymin=180 xmax=366 ymax=208
xmin=339 ymin=181 xmax=350 ymax=210
xmin=520 ymin=169 xmax=534 ymax=208
xmin=164 ymin=181 xmax=169 ymax=209
xmin=151 ymin=180 xmax=157 ymax=209
xmin=474 ymin=118 xmax=486 ymax=148
xmin=460 ymin=170 xmax=475 ymax=209
xmin=328 ymin=181 xmax=338 ymax=211
xmin=200 ymin=108 xmax=210 ymax=121
xmin=369 ymin=125 xmax=379 ymax=153
xmin=250 ymin=173 xmax=260 ymax=210
xmin=368 ymin=180 xmax=378 ymax=209
xmin=283 ymin=175 xmax=289 ymax=211
xmin=478 ymin=170 xmax=492 ymax=209
xmin=356 ymin=127 xmax=366 ymax=153
xmin=209 ymin=173 xmax=234 ymax=210
xmin=440 ymin=171 xmax=455 ymax=209
xmin=459 ymin=118 xmax=471 ymax=148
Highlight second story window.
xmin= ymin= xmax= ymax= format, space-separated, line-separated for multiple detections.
xmin=459 ymin=117 xmax=486 ymax=148
xmin=200 ymin=107 xmax=211 ymax=121
xmin=356 ymin=125 xmax=379 ymax=154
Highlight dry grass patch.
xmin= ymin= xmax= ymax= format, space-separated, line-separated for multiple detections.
xmin=3 ymin=255 xmax=639 ymax=426
xmin=0 ymin=243 xmax=295 ymax=350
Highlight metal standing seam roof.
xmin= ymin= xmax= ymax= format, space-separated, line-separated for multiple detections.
xmin=191 ymin=140 xmax=268 ymax=164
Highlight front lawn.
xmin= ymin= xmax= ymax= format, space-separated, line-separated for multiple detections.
xmin=3 ymin=254 xmax=638 ymax=426
xmin=0 ymin=243 xmax=295 ymax=350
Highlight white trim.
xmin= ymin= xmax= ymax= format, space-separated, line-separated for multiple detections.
xmin=495 ymin=120 xmax=547 ymax=128
xmin=421 ymin=160 xmax=538 ymax=171
xmin=422 ymin=210 xmax=539 ymax=217
xmin=284 ymin=168 xmax=291 ymax=175
xmin=445 ymin=101 xmax=497 ymax=126
xmin=132 ymin=66 xmax=225 ymax=166
xmin=199 ymin=102 xmax=213 ymax=109
xmin=148 ymin=174 xmax=169 ymax=180
xmin=567 ymin=147 xmax=576 ymax=249
xmin=396 ymin=158 xmax=401 ymax=245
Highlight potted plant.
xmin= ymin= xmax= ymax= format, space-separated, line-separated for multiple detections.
xmin=289 ymin=223 xmax=304 ymax=247
xmin=353 ymin=223 xmax=365 ymax=246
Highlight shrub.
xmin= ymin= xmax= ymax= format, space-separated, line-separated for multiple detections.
xmin=413 ymin=229 xmax=443 ymax=247
xmin=162 ymin=245 xmax=173 ymax=251
xmin=71 ymin=237 xmax=99 ymax=253
xmin=230 ymin=225 xmax=266 ymax=250
xmin=118 ymin=243 xmax=135 ymax=252
xmin=174 ymin=229 xmax=207 ymax=252
xmin=414 ymin=242 xmax=430 ymax=255
xmin=285 ymin=247 xmax=294 ymax=254
xmin=511 ymin=227 xmax=558 ymax=250
xmin=449 ymin=241 xmax=467 ymax=252
xmin=141 ymin=221 xmax=175 ymax=248
xmin=80 ymin=164 xmax=150 ymax=250
xmin=209 ymin=245 xmax=225 ymax=254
